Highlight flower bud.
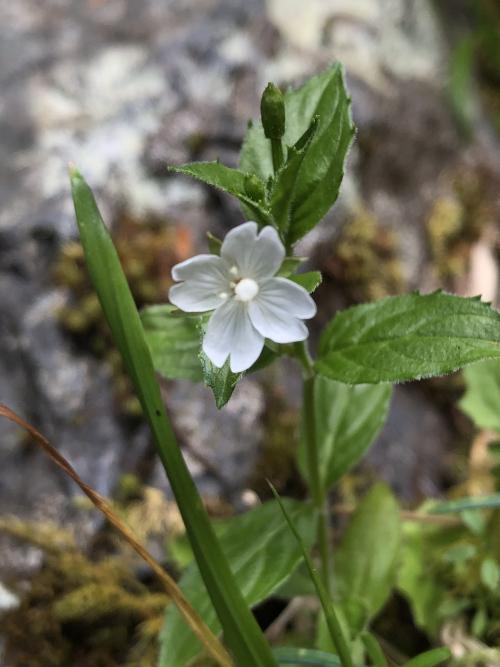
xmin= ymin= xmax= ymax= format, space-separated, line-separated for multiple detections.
xmin=244 ymin=174 xmax=266 ymax=202
xmin=260 ymin=83 xmax=285 ymax=140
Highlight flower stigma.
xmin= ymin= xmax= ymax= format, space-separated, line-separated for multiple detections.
xmin=234 ymin=277 xmax=259 ymax=302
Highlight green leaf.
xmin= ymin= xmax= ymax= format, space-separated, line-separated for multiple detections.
xmin=402 ymin=648 xmax=451 ymax=667
xmin=459 ymin=359 xmax=500 ymax=432
xmin=480 ymin=557 xmax=500 ymax=591
xmin=397 ymin=521 xmax=450 ymax=637
xmin=160 ymin=499 xmax=316 ymax=667
xmin=269 ymin=118 xmax=318 ymax=238
xmin=241 ymin=63 xmax=355 ymax=244
xmin=70 ymin=168 xmax=278 ymax=667
xmin=170 ymin=161 xmax=272 ymax=227
xmin=272 ymin=647 xmax=346 ymax=666
xmin=430 ymin=494 xmax=500 ymax=514
xmin=335 ymin=484 xmax=401 ymax=635
xmin=316 ymin=292 xmax=500 ymax=385
xmin=206 ymin=231 xmax=222 ymax=254
xmin=277 ymin=256 xmax=307 ymax=276
xmin=199 ymin=351 xmax=242 ymax=409
xmin=298 ymin=377 xmax=392 ymax=493
xmin=141 ymin=305 xmax=203 ymax=382
xmin=289 ymin=271 xmax=322 ymax=294
xmin=448 ymin=37 xmax=475 ymax=137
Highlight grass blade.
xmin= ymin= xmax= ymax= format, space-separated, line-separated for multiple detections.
xmin=269 ymin=484 xmax=354 ymax=667
xmin=69 ymin=168 xmax=278 ymax=667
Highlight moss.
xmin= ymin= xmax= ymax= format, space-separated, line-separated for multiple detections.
xmin=322 ymin=208 xmax=404 ymax=303
xmin=426 ymin=167 xmax=494 ymax=284
xmin=0 ymin=516 xmax=169 ymax=667
xmin=53 ymin=214 xmax=193 ymax=418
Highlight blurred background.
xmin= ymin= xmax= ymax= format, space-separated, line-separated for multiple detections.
xmin=1 ymin=1 xmax=499 ymax=665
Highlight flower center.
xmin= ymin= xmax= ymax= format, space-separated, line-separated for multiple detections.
xmin=234 ymin=278 xmax=259 ymax=302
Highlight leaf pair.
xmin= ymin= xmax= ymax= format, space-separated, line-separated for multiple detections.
xmin=172 ymin=63 xmax=354 ymax=247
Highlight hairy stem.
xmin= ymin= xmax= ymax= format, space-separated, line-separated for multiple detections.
xmin=271 ymin=138 xmax=284 ymax=172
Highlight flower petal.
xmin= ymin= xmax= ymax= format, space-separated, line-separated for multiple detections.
xmin=202 ymin=299 xmax=264 ymax=372
xmin=256 ymin=277 xmax=317 ymax=319
xmin=221 ymin=222 xmax=285 ymax=280
xmin=169 ymin=282 xmax=226 ymax=312
xmin=248 ymin=300 xmax=309 ymax=343
xmin=172 ymin=254 xmax=229 ymax=286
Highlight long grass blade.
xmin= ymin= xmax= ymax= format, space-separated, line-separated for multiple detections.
xmin=269 ymin=484 xmax=353 ymax=667
xmin=69 ymin=168 xmax=278 ymax=666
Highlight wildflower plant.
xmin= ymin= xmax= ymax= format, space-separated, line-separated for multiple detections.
xmin=64 ymin=62 xmax=500 ymax=667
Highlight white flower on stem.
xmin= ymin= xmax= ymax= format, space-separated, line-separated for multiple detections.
xmin=169 ymin=221 xmax=317 ymax=373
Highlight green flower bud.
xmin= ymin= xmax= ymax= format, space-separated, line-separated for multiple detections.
xmin=260 ymin=83 xmax=285 ymax=140
xmin=244 ymin=174 xmax=266 ymax=202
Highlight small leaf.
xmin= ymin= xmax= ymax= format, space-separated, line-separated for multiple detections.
xmin=241 ymin=63 xmax=355 ymax=243
xmin=289 ymin=271 xmax=323 ymax=294
xmin=335 ymin=484 xmax=401 ymax=635
xmin=402 ymin=647 xmax=451 ymax=667
xmin=298 ymin=376 xmax=392 ymax=493
xmin=170 ymin=161 xmax=272 ymax=227
xmin=278 ymin=256 xmax=307 ymax=276
xmin=480 ymin=557 xmax=500 ymax=591
xmin=199 ymin=350 xmax=242 ymax=409
xmin=141 ymin=305 xmax=204 ymax=382
xmin=206 ymin=231 xmax=222 ymax=254
xmin=160 ymin=499 xmax=316 ymax=667
xmin=459 ymin=359 xmax=500 ymax=432
xmin=396 ymin=520 xmax=452 ymax=637
xmin=316 ymin=292 xmax=500 ymax=385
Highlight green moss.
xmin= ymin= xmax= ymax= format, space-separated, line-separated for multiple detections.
xmin=1 ymin=517 xmax=168 ymax=667
xmin=426 ymin=168 xmax=492 ymax=284
xmin=324 ymin=208 xmax=404 ymax=302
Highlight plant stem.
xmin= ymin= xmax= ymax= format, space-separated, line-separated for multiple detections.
xmin=295 ymin=341 xmax=332 ymax=595
xmin=271 ymin=138 xmax=284 ymax=172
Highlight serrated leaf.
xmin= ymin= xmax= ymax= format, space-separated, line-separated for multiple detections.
xmin=316 ymin=292 xmax=500 ymax=385
xmin=160 ymin=499 xmax=316 ymax=667
xmin=269 ymin=118 xmax=318 ymax=238
xmin=170 ymin=162 xmax=272 ymax=226
xmin=459 ymin=359 xmax=500 ymax=432
xmin=289 ymin=271 xmax=322 ymax=294
xmin=240 ymin=63 xmax=355 ymax=243
xmin=335 ymin=484 xmax=401 ymax=635
xmin=199 ymin=350 xmax=242 ymax=409
xmin=141 ymin=305 xmax=204 ymax=381
xmin=298 ymin=377 xmax=392 ymax=493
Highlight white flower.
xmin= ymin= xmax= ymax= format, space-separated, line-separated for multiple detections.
xmin=169 ymin=222 xmax=317 ymax=372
